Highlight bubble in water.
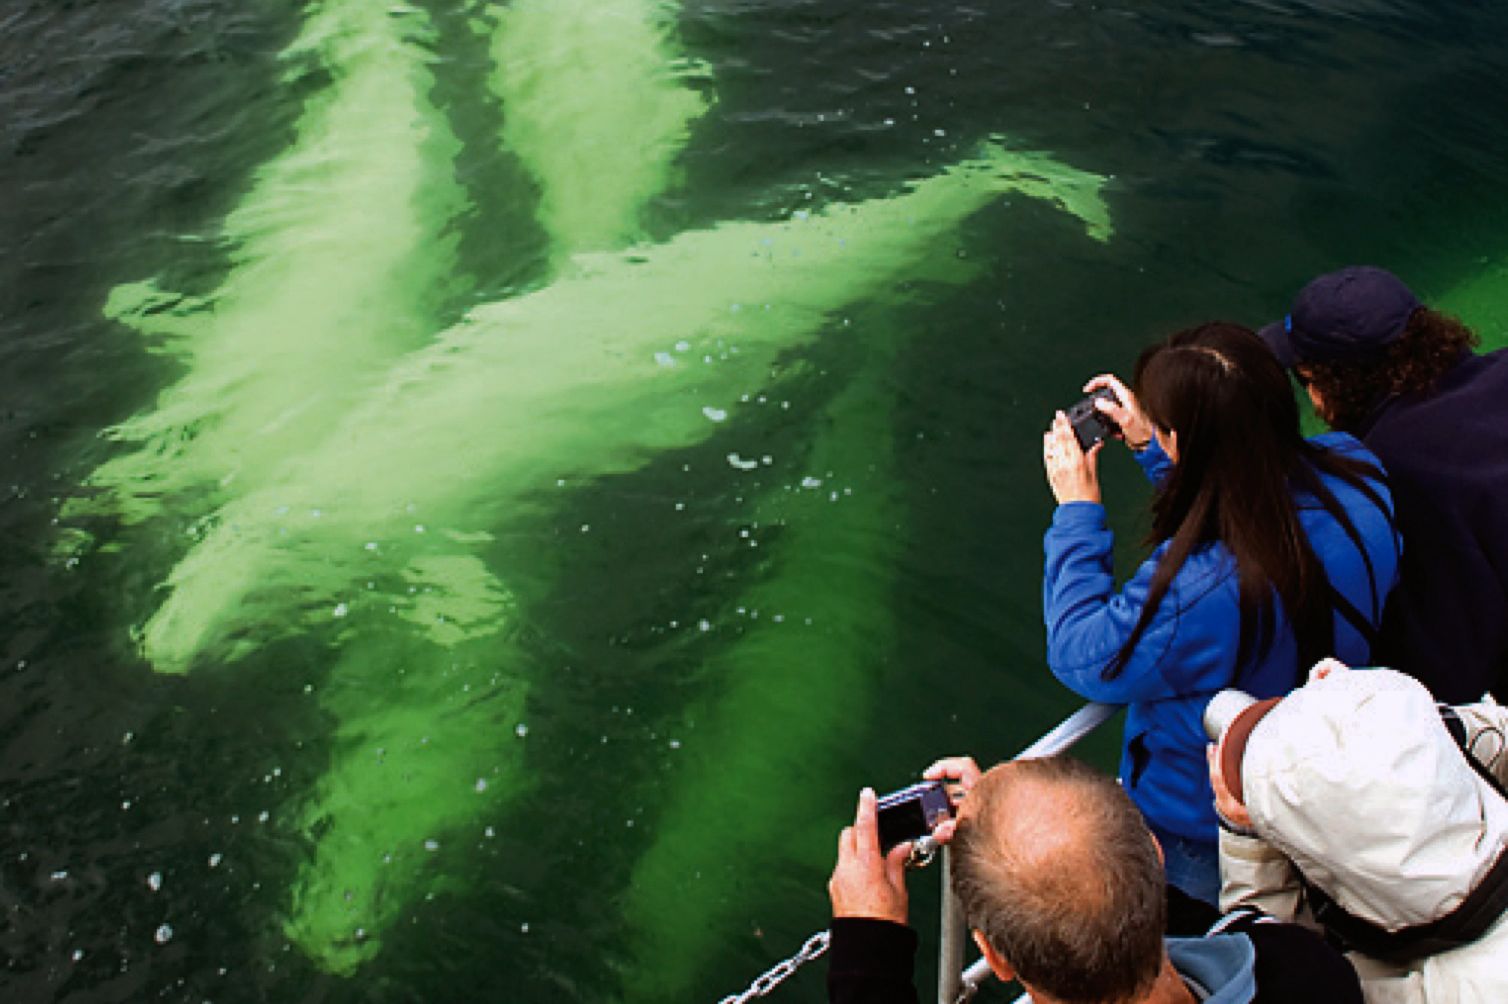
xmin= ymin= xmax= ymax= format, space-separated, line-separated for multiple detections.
xmin=208 ymin=854 xmax=223 ymax=868
xmin=154 ymin=924 xmax=174 ymax=944
xmin=147 ymin=872 xmax=163 ymax=892
xmin=332 ymin=603 xmax=349 ymax=619
xmin=702 ymin=406 xmax=728 ymax=423
xmin=515 ymin=723 xmax=528 ymax=738
xmin=424 ymin=839 xmax=439 ymax=852
xmin=474 ymin=778 xmax=488 ymax=793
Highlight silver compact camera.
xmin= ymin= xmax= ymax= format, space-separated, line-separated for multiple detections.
xmin=876 ymin=781 xmax=954 ymax=851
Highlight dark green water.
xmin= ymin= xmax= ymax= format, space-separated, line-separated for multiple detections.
xmin=3 ymin=1 xmax=1508 ymax=1001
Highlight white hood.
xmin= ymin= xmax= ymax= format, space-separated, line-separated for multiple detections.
xmin=1243 ymin=668 xmax=1508 ymax=930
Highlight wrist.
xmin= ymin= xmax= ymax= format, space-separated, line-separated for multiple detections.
xmin=1216 ymin=809 xmax=1258 ymax=839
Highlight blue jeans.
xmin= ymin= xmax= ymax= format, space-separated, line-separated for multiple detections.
xmin=1153 ymin=827 xmax=1221 ymax=907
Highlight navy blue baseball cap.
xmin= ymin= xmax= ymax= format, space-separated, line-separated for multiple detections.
xmin=1258 ymin=266 xmax=1422 ymax=368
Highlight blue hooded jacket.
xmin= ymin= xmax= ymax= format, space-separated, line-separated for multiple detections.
xmin=1043 ymin=432 xmax=1399 ymax=844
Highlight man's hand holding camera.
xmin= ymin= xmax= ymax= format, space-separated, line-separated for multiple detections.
xmin=829 ymin=788 xmax=913 ymax=924
xmin=828 ymin=757 xmax=981 ymax=924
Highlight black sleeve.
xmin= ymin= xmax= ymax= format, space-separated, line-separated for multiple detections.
xmin=827 ymin=918 xmax=920 ymax=1004
xmin=1237 ymin=919 xmax=1364 ymax=1004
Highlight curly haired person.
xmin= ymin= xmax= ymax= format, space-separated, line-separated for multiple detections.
xmin=1261 ymin=266 xmax=1508 ymax=702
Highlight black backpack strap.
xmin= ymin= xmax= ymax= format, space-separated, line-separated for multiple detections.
xmin=1329 ymin=584 xmax=1381 ymax=651
xmin=1302 ymin=847 xmax=1508 ymax=964
xmin=1439 ymin=705 xmax=1508 ymax=801
xmin=1323 ymin=476 xmax=1399 ymax=655
xmin=1296 ymin=705 xmax=1508 ymax=962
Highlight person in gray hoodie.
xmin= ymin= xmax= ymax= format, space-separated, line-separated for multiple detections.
xmin=1207 ymin=660 xmax=1508 ymax=1003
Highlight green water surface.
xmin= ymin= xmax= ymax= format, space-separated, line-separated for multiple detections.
xmin=2 ymin=1 xmax=1507 ymax=1002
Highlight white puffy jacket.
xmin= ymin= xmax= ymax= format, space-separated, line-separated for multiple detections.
xmin=1217 ymin=668 xmax=1508 ymax=1004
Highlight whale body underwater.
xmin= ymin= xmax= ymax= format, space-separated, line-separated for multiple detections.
xmin=67 ymin=0 xmax=1116 ymax=986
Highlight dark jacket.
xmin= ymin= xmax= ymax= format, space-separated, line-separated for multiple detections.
xmin=826 ymin=914 xmax=1363 ymax=1004
xmin=1357 ymin=348 xmax=1508 ymax=703
xmin=1042 ymin=433 xmax=1398 ymax=845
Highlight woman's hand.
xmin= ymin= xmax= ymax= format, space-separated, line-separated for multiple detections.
xmin=1043 ymin=411 xmax=1102 ymax=505
xmin=1085 ymin=374 xmax=1155 ymax=452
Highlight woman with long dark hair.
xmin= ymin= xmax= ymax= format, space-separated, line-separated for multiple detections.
xmin=1040 ymin=322 xmax=1399 ymax=910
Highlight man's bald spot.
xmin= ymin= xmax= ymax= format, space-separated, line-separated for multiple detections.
xmin=949 ymin=755 xmax=1168 ymax=1002
xmin=962 ymin=761 xmax=1124 ymax=912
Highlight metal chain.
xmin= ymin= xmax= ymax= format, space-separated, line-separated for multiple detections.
xmin=717 ymin=930 xmax=831 ymax=1004
xmin=715 ymin=839 xmax=941 ymax=1003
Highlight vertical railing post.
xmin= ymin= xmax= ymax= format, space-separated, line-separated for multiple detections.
xmin=937 ymin=845 xmax=966 ymax=1004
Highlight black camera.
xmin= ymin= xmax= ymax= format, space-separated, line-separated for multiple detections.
xmin=877 ymin=781 xmax=954 ymax=851
xmin=1066 ymin=386 xmax=1120 ymax=451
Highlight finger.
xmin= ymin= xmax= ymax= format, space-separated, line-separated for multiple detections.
xmin=923 ymin=756 xmax=973 ymax=781
xmin=853 ymin=787 xmax=880 ymax=859
xmin=885 ymin=841 xmax=912 ymax=884
xmin=925 ymin=756 xmax=981 ymax=787
xmin=837 ymin=824 xmax=856 ymax=861
xmin=931 ymin=818 xmax=958 ymax=845
xmin=1083 ymin=373 xmax=1122 ymax=394
xmin=1094 ymin=396 xmax=1131 ymax=425
xmin=1206 ymin=744 xmax=1230 ymax=798
xmin=1050 ymin=413 xmax=1079 ymax=450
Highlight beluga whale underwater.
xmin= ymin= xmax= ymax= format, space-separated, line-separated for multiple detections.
xmin=64 ymin=0 xmax=1116 ymax=988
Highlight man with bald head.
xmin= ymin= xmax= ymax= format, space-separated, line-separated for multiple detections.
xmin=827 ymin=754 xmax=1360 ymax=1004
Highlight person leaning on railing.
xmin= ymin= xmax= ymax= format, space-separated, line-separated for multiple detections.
xmin=1259 ymin=266 xmax=1508 ymax=705
xmin=1207 ymin=659 xmax=1508 ymax=1002
xmin=1040 ymin=323 xmax=1399 ymax=915
xmin=825 ymin=754 xmax=1362 ymax=1004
